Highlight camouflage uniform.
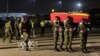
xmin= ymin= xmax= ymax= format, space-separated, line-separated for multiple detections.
xmin=53 ymin=20 xmax=60 ymax=51
xmin=15 ymin=20 xmax=19 ymax=40
xmin=3 ymin=20 xmax=12 ymax=43
xmin=64 ymin=19 xmax=74 ymax=51
xmin=64 ymin=20 xmax=69 ymax=50
xmin=78 ymin=19 xmax=89 ymax=53
xmin=59 ymin=22 xmax=64 ymax=50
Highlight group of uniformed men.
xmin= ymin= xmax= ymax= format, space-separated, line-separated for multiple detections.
xmin=53 ymin=16 xmax=90 ymax=53
xmin=3 ymin=16 xmax=90 ymax=52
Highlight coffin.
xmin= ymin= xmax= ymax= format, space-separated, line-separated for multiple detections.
xmin=50 ymin=12 xmax=89 ymax=23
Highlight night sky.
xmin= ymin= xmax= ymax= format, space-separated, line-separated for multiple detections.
xmin=0 ymin=0 xmax=100 ymax=14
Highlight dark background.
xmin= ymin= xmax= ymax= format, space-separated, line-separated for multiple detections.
xmin=0 ymin=0 xmax=100 ymax=14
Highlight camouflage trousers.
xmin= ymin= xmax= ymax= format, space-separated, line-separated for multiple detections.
xmin=53 ymin=30 xmax=64 ymax=49
xmin=64 ymin=29 xmax=74 ymax=49
xmin=3 ymin=30 xmax=11 ymax=43
xmin=79 ymin=31 xmax=88 ymax=49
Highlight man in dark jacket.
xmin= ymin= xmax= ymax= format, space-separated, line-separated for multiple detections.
xmin=22 ymin=18 xmax=30 ymax=51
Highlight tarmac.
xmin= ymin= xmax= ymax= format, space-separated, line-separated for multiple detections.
xmin=0 ymin=33 xmax=100 ymax=56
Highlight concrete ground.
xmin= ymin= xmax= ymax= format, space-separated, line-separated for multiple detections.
xmin=0 ymin=34 xmax=100 ymax=56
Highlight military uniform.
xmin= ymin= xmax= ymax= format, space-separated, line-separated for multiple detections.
xmin=3 ymin=20 xmax=12 ymax=43
xmin=53 ymin=20 xmax=65 ymax=51
xmin=64 ymin=19 xmax=74 ymax=51
xmin=15 ymin=20 xmax=20 ymax=40
xmin=53 ymin=20 xmax=60 ymax=51
xmin=78 ymin=20 xmax=89 ymax=53
xmin=59 ymin=22 xmax=64 ymax=50
xmin=68 ymin=25 xmax=74 ymax=51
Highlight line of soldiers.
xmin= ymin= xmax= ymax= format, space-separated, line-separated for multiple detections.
xmin=3 ymin=16 xmax=90 ymax=52
xmin=53 ymin=16 xmax=90 ymax=53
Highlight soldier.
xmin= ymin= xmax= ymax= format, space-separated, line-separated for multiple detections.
xmin=3 ymin=17 xmax=12 ymax=43
xmin=59 ymin=21 xmax=64 ymax=51
xmin=78 ymin=19 xmax=89 ymax=53
xmin=53 ymin=16 xmax=63 ymax=51
xmin=15 ymin=18 xmax=20 ymax=40
xmin=64 ymin=16 xmax=74 ymax=52
xmin=64 ymin=17 xmax=70 ymax=51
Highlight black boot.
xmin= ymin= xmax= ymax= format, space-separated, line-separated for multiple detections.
xmin=68 ymin=47 xmax=74 ymax=52
xmin=60 ymin=46 xmax=64 ymax=51
xmin=65 ymin=48 xmax=69 ymax=52
xmin=55 ymin=47 xmax=60 ymax=52
xmin=82 ymin=48 xmax=88 ymax=53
